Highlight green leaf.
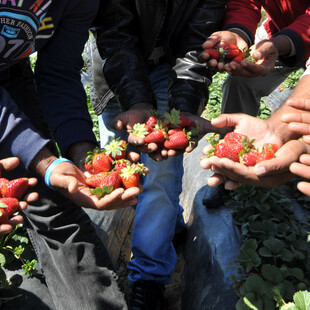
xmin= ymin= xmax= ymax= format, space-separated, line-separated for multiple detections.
xmin=244 ymin=293 xmax=263 ymax=310
xmin=293 ymin=290 xmax=310 ymax=310
xmin=244 ymin=275 xmax=265 ymax=295
xmin=261 ymin=264 xmax=283 ymax=283
xmin=288 ymin=268 xmax=304 ymax=281
xmin=278 ymin=248 xmax=295 ymax=262
xmin=241 ymin=239 xmax=258 ymax=251
xmin=263 ymin=238 xmax=285 ymax=254
xmin=258 ymin=246 xmax=273 ymax=257
xmin=0 ymin=253 xmax=5 ymax=267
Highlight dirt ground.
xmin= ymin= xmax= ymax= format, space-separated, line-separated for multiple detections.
xmin=115 ymin=222 xmax=186 ymax=310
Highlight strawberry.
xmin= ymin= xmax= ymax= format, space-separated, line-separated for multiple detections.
xmin=120 ymin=164 xmax=140 ymax=189
xmin=222 ymin=43 xmax=241 ymax=60
xmin=164 ymin=109 xmax=193 ymax=128
xmin=2 ymin=178 xmax=29 ymax=199
xmin=144 ymin=128 xmax=167 ymax=145
xmin=0 ymin=198 xmax=19 ymax=217
xmin=98 ymin=171 xmax=122 ymax=190
xmin=262 ymin=143 xmax=279 ymax=154
xmin=130 ymin=123 xmax=152 ymax=138
xmin=85 ymin=147 xmax=112 ymax=173
xmin=85 ymin=172 xmax=109 ymax=188
xmin=168 ymin=128 xmax=184 ymax=136
xmin=145 ymin=110 xmax=162 ymax=128
xmin=113 ymin=159 xmax=131 ymax=173
xmin=164 ymin=130 xmax=191 ymax=150
xmin=224 ymin=132 xmax=247 ymax=144
xmin=92 ymin=152 xmax=113 ymax=172
xmin=0 ymin=178 xmax=9 ymax=196
xmin=241 ymin=151 xmax=259 ymax=167
xmin=84 ymin=161 xmax=100 ymax=174
xmin=0 ymin=208 xmax=9 ymax=224
xmin=256 ymin=148 xmax=275 ymax=163
xmin=214 ymin=143 xmax=243 ymax=162
xmin=231 ymin=50 xmax=244 ymax=63
xmin=203 ymin=48 xmax=221 ymax=60
xmin=104 ymin=138 xmax=128 ymax=160
xmin=120 ymin=163 xmax=147 ymax=189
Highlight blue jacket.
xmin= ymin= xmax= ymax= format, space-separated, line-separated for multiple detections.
xmin=0 ymin=0 xmax=99 ymax=168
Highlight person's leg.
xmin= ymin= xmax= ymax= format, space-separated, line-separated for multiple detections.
xmin=128 ymin=62 xmax=185 ymax=284
xmin=1 ymin=59 xmax=127 ymax=310
xmin=221 ymin=60 xmax=301 ymax=116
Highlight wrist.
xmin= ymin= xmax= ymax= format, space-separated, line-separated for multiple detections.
xmin=67 ymin=141 xmax=98 ymax=169
xmin=44 ymin=158 xmax=74 ymax=190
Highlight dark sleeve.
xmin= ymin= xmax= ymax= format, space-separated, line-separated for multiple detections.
xmin=94 ymin=0 xmax=157 ymax=111
xmin=34 ymin=0 xmax=99 ymax=157
xmin=0 ymin=88 xmax=49 ymax=169
xmin=169 ymin=0 xmax=227 ymax=115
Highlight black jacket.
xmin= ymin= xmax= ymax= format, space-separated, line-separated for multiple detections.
xmin=92 ymin=0 xmax=227 ymax=115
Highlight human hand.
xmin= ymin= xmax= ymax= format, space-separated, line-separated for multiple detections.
xmin=281 ymin=98 xmax=310 ymax=138
xmin=0 ymin=157 xmax=38 ymax=235
xmin=290 ymin=153 xmax=310 ymax=196
xmin=49 ymin=153 xmax=142 ymax=210
xmin=199 ymin=30 xmax=248 ymax=71
xmin=201 ymin=140 xmax=307 ymax=190
xmin=223 ymin=39 xmax=278 ymax=76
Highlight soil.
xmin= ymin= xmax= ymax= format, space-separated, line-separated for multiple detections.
xmin=115 ymin=221 xmax=186 ymax=310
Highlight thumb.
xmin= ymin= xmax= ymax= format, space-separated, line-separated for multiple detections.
xmin=211 ymin=113 xmax=244 ymax=128
xmin=110 ymin=116 xmax=124 ymax=130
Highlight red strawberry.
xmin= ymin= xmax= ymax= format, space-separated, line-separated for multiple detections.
xmin=2 ymin=178 xmax=29 ymax=199
xmin=262 ymin=143 xmax=279 ymax=154
xmin=223 ymin=132 xmax=247 ymax=144
xmin=92 ymin=152 xmax=113 ymax=172
xmin=214 ymin=143 xmax=243 ymax=162
xmin=113 ymin=159 xmax=131 ymax=173
xmin=86 ymin=172 xmax=109 ymax=188
xmin=120 ymin=165 xmax=140 ymax=189
xmin=231 ymin=50 xmax=244 ymax=63
xmin=144 ymin=129 xmax=167 ymax=145
xmin=130 ymin=123 xmax=152 ymax=138
xmin=164 ymin=109 xmax=193 ymax=128
xmin=98 ymin=171 xmax=122 ymax=190
xmin=104 ymin=138 xmax=128 ymax=160
xmin=241 ymin=151 xmax=259 ymax=167
xmin=145 ymin=110 xmax=161 ymax=128
xmin=256 ymin=148 xmax=275 ymax=163
xmin=164 ymin=130 xmax=191 ymax=150
xmin=0 ymin=178 xmax=9 ymax=196
xmin=203 ymin=48 xmax=221 ymax=60
xmin=222 ymin=44 xmax=241 ymax=60
xmin=0 ymin=198 xmax=19 ymax=217
xmin=168 ymin=128 xmax=184 ymax=136
xmin=0 ymin=208 xmax=9 ymax=224
xmin=84 ymin=161 xmax=101 ymax=174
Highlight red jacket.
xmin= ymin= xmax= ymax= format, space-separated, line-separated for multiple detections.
xmin=223 ymin=0 xmax=310 ymax=67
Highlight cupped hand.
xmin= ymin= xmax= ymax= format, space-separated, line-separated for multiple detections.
xmin=201 ymin=140 xmax=308 ymax=190
xmin=49 ymin=161 xmax=142 ymax=210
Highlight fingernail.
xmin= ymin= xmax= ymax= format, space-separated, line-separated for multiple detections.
xmin=255 ymin=166 xmax=266 ymax=176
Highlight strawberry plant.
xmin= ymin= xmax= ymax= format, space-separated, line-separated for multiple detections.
xmin=0 ymin=224 xmax=38 ymax=305
xmin=226 ymin=185 xmax=310 ymax=309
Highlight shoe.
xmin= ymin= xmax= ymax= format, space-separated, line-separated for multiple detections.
xmin=202 ymin=184 xmax=228 ymax=208
xmin=129 ymin=280 xmax=165 ymax=310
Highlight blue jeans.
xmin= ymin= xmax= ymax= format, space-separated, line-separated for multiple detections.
xmin=1 ymin=59 xmax=127 ymax=310
xmin=98 ymin=62 xmax=186 ymax=284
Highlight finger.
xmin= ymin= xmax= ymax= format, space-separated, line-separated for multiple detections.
xmin=299 ymin=153 xmax=310 ymax=165
xmin=211 ymin=113 xmax=245 ymax=128
xmin=289 ymin=162 xmax=310 ymax=179
xmin=281 ymin=111 xmax=310 ymax=124
xmin=302 ymin=135 xmax=310 ymax=145
xmin=9 ymin=215 xmax=24 ymax=226
xmin=28 ymin=177 xmax=38 ymax=187
xmin=22 ymin=192 xmax=39 ymax=203
xmin=0 ymin=157 xmax=20 ymax=172
xmin=127 ymin=133 xmax=145 ymax=146
xmin=224 ymin=179 xmax=242 ymax=190
xmin=110 ymin=118 xmax=124 ymax=131
xmin=207 ymin=173 xmax=226 ymax=187
xmin=126 ymin=151 xmax=141 ymax=163
xmin=296 ymin=181 xmax=310 ymax=197
xmin=121 ymin=186 xmax=141 ymax=200
xmin=200 ymin=157 xmax=213 ymax=170
xmin=288 ymin=122 xmax=310 ymax=135
xmin=0 ymin=224 xmax=13 ymax=235
xmin=286 ymin=98 xmax=310 ymax=111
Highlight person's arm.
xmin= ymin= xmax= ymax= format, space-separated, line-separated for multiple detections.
xmin=95 ymin=0 xmax=157 ymax=112
xmin=34 ymin=0 xmax=99 ymax=162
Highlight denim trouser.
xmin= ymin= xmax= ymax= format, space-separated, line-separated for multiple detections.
xmin=98 ymin=62 xmax=186 ymax=284
xmin=221 ymin=60 xmax=303 ymax=116
xmin=1 ymin=59 xmax=127 ymax=310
